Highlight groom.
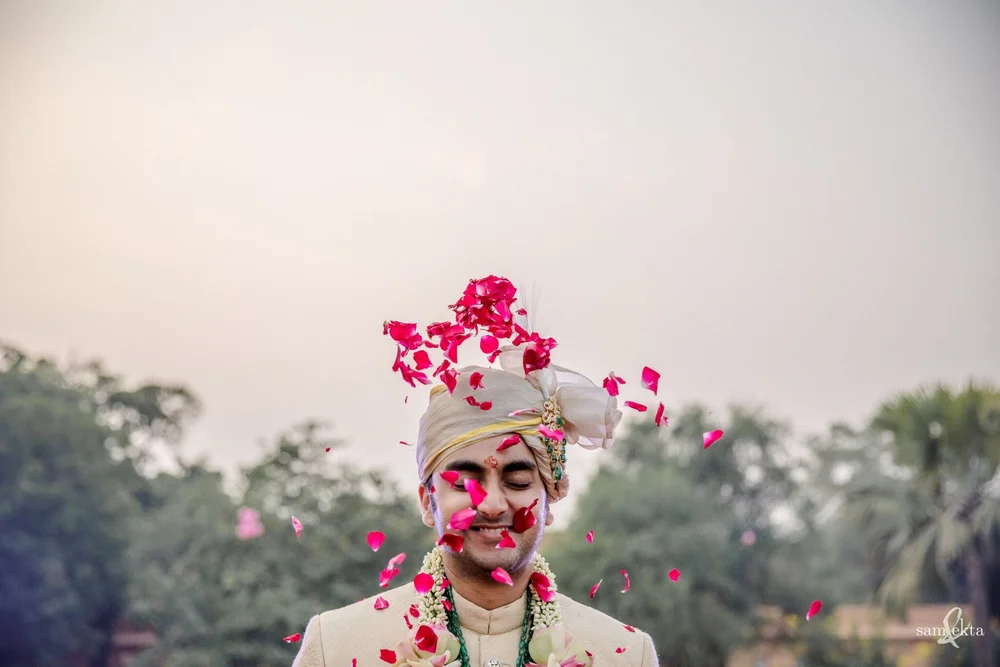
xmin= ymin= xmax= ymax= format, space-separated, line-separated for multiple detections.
xmin=292 ymin=279 xmax=659 ymax=667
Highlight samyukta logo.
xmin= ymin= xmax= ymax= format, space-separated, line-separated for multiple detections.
xmin=915 ymin=606 xmax=985 ymax=648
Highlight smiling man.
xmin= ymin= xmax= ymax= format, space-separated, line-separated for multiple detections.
xmin=292 ymin=341 xmax=659 ymax=667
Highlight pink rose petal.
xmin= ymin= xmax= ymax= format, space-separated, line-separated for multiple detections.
xmin=374 ymin=596 xmax=389 ymax=611
xmin=668 ymin=568 xmax=681 ymax=582
xmin=624 ymin=625 xmax=636 ymax=632
xmin=399 ymin=440 xmax=413 ymax=446
xmin=367 ymin=531 xmax=386 ymax=552
xmin=353 ymin=658 xmax=358 ymax=667
xmin=409 ymin=604 xmax=420 ymax=618
xmin=512 ymin=499 xmax=539 ymax=534
xmin=497 ymin=529 xmax=516 ymax=549
xmin=387 ymin=552 xmax=406 ymax=570
xmin=379 ymin=567 xmax=399 ymax=588
xmin=497 ymin=434 xmax=521 ymax=451
xmin=414 ymin=624 xmax=439 ymax=653
xmin=291 ymin=516 xmax=303 ymax=538
xmin=703 ymin=429 xmax=724 ymax=449
xmin=620 ymin=569 xmax=631 ymax=593
xmin=491 ymin=568 xmax=514 ymax=585
xmin=437 ymin=533 xmax=465 ymax=553
xmin=624 ymin=400 xmax=647 ymax=412
xmin=413 ymin=572 xmax=435 ymax=595
xmin=602 ymin=372 xmax=625 ymax=396
xmin=480 ymin=335 xmax=499 ymax=354
xmin=508 ymin=408 xmax=536 ymax=417
xmin=465 ymin=479 xmax=488 ymax=506
xmin=403 ymin=614 xmax=412 ymax=629
xmin=741 ymin=530 xmax=757 ymax=546
xmin=469 ymin=371 xmax=485 ymax=389
xmin=441 ymin=368 xmax=458 ymax=394
xmin=654 ymin=402 xmax=668 ymax=427
xmin=589 ymin=580 xmax=602 ymax=599
xmin=479 ymin=400 xmax=492 ymax=411
xmin=806 ymin=600 xmax=823 ymax=621
xmin=283 ymin=633 xmax=302 ymax=643
xmin=379 ymin=649 xmax=397 ymax=663
xmin=641 ymin=366 xmax=660 ymax=395
xmin=440 ymin=470 xmax=460 ymax=488
xmin=615 ymin=647 xmax=626 ymax=654
xmin=447 ymin=508 xmax=477 ymax=531
xmin=440 ymin=577 xmax=450 ymax=589
xmin=586 ymin=530 xmax=594 ymax=544
xmin=538 ymin=424 xmax=565 ymax=441
xmin=530 ymin=572 xmax=556 ymax=602
xmin=442 ymin=599 xmax=453 ymax=612
xmin=412 ymin=350 xmax=433 ymax=371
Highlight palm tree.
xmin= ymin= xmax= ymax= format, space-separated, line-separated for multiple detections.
xmin=844 ymin=382 xmax=1000 ymax=667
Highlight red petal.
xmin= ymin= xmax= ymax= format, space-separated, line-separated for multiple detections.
xmin=442 ymin=599 xmax=453 ymax=612
xmin=414 ymin=624 xmax=439 ymax=653
xmin=465 ymin=395 xmax=481 ymax=407
xmin=447 ymin=508 xmax=477 ymax=531
xmin=379 ymin=567 xmax=399 ymax=588
xmin=291 ymin=516 xmax=303 ymax=537
xmin=538 ymin=424 xmax=565 ymax=441
xmin=806 ymin=600 xmax=823 ymax=621
xmin=602 ymin=373 xmax=625 ymax=396
xmin=368 ymin=531 xmax=386 ymax=552
xmin=379 ymin=649 xmax=397 ymax=663
xmin=374 ymin=596 xmax=389 ymax=611
xmin=640 ymin=366 xmax=660 ymax=395
xmin=430 ymin=485 xmax=435 ymax=493
xmin=440 ymin=470 xmax=460 ymax=488
xmin=403 ymin=614 xmax=413 ymax=629
xmin=387 ymin=552 xmax=407 ymax=570
xmin=412 ymin=350 xmax=433 ymax=371
xmin=624 ymin=400 xmax=647 ymax=412
xmin=497 ymin=434 xmax=521 ymax=451
xmin=496 ymin=529 xmax=517 ymax=549
xmin=325 ymin=447 xmax=331 ymax=452
xmin=615 ymin=647 xmax=626 ymax=654
xmin=703 ymin=429 xmax=724 ymax=449
xmin=479 ymin=400 xmax=493 ymax=411
xmin=491 ymin=567 xmax=514 ymax=585
xmin=353 ymin=659 xmax=358 ymax=667
xmin=586 ymin=530 xmax=594 ymax=544
xmin=620 ymin=570 xmax=631 ymax=593
xmin=530 ymin=572 xmax=556 ymax=602
xmin=668 ymin=568 xmax=681 ymax=582
xmin=399 ymin=440 xmax=413 ymax=446
xmin=437 ymin=533 xmax=465 ymax=553
xmin=440 ymin=578 xmax=450 ymax=589
xmin=465 ymin=479 xmax=488 ymax=506
xmin=283 ymin=633 xmax=302 ymax=643
xmin=516 ymin=308 xmax=527 ymax=316
xmin=512 ymin=499 xmax=539 ymax=534
xmin=589 ymin=580 xmax=602 ymax=599
xmin=624 ymin=625 xmax=636 ymax=632
xmin=441 ymin=369 xmax=458 ymax=394
xmin=409 ymin=604 xmax=420 ymax=618
xmin=469 ymin=371 xmax=485 ymax=389
xmin=413 ymin=572 xmax=435 ymax=595
xmin=654 ymin=402 xmax=667 ymax=427
xmin=480 ymin=335 xmax=499 ymax=354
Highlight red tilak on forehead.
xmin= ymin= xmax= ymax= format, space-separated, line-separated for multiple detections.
xmin=484 ymin=455 xmax=499 ymax=469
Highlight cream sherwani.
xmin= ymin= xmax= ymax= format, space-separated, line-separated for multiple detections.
xmin=292 ymin=581 xmax=658 ymax=667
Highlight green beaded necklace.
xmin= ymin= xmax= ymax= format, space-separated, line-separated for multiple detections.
xmin=444 ymin=584 xmax=534 ymax=667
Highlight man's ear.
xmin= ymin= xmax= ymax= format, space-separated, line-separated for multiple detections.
xmin=418 ymin=484 xmax=436 ymax=529
xmin=544 ymin=509 xmax=554 ymax=527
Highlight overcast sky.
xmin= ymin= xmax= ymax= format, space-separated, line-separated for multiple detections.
xmin=2 ymin=1 xmax=998 ymax=526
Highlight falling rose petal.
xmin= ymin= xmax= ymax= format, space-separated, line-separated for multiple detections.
xmin=437 ymin=533 xmax=465 ymax=553
xmin=480 ymin=335 xmax=499 ymax=354
xmin=353 ymin=659 xmax=358 ymax=667
xmin=408 ymin=604 xmax=420 ymax=618
xmin=413 ymin=572 xmax=435 ymax=595
xmin=387 ymin=552 xmax=407 ymax=570
xmin=442 ymin=599 xmax=453 ymax=612
xmin=538 ymin=424 xmax=565 ymax=441
xmin=615 ymin=648 xmax=626 ymax=654
xmin=806 ymin=600 xmax=823 ymax=621
xmin=703 ymin=429 xmax=724 ymax=449
xmin=399 ymin=440 xmax=413 ymax=446
xmin=447 ymin=508 xmax=477 ymax=531
xmin=379 ymin=568 xmax=399 ymax=588
xmin=512 ymin=499 xmax=539 ymax=533
xmin=291 ymin=516 xmax=303 ymax=538
xmin=440 ymin=577 xmax=450 ymax=589
xmin=367 ymin=531 xmax=386 ymax=552
xmin=283 ymin=633 xmax=302 ymax=643
xmin=465 ymin=479 xmax=488 ymax=506
xmin=668 ymin=568 xmax=681 ymax=582
xmin=515 ymin=307 xmax=527 ymax=316
xmin=624 ymin=400 xmax=647 ymax=412
xmin=403 ymin=614 xmax=413 ymax=629
xmin=741 ymin=530 xmax=757 ymax=546
xmin=412 ymin=350 xmax=433 ymax=371
xmin=326 ymin=447 xmax=332 ymax=452
xmin=589 ymin=580 xmax=602 ymax=599
xmin=414 ymin=624 xmax=439 ymax=653
xmin=379 ymin=649 xmax=397 ymax=664
xmin=479 ymin=400 xmax=493 ymax=411
xmin=469 ymin=371 xmax=485 ymax=389
xmin=497 ymin=434 xmax=521 ymax=451
xmin=496 ymin=529 xmax=516 ymax=549
xmin=602 ymin=372 xmax=626 ymax=396
xmin=620 ymin=570 xmax=631 ymax=593
xmin=441 ymin=368 xmax=458 ymax=394
xmin=430 ymin=485 xmax=435 ymax=493
xmin=654 ymin=402 xmax=668 ymax=427
xmin=491 ymin=568 xmax=514 ymax=585
xmin=464 ymin=395 xmax=480 ymax=408
xmin=530 ymin=572 xmax=556 ymax=602
xmin=508 ymin=408 xmax=536 ymax=417
xmin=586 ymin=530 xmax=594 ymax=544
xmin=440 ymin=470 xmax=460 ymax=488
xmin=640 ymin=366 xmax=660 ymax=395
xmin=374 ymin=596 xmax=389 ymax=611
xmin=624 ymin=625 xmax=636 ymax=633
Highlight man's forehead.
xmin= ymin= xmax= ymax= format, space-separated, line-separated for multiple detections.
xmin=438 ymin=434 xmax=535 ymax=470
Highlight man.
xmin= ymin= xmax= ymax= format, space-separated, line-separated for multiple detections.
xmin=292 ymin=280 xmax=660 ymax=667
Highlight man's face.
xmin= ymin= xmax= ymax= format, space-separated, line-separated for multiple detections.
xmin=419 ymin=435 xmax=551 ymax=577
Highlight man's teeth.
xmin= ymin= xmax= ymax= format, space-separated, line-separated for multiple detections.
xmin=471 ymin=527 xmax=506 ymax=534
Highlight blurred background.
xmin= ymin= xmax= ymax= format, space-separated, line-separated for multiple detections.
xmin=1 ymin=2 xmax=998 ymax=666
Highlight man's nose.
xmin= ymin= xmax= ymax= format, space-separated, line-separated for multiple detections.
xmin=475 ymin=477 xmax=509 ymax=518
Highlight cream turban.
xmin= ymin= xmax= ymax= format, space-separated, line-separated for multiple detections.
xmin=416 ymin=346 xmax=622 ymax=503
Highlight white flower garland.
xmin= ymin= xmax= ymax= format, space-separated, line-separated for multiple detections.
xmin=416 ymin=545 xmax=561 ymax=633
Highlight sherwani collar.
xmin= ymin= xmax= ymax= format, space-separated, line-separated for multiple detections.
xmin=451 ymin=587 xmax=528 ymax=635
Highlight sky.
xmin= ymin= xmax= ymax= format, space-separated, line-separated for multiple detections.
xmin=1 ymin=1 xmax=998 ymax=527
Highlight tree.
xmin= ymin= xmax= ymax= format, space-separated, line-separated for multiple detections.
xmin=844 ymin=381 xmax=1000 ymax=667
xmin=0 ymin=343 xmax=198 ymax=667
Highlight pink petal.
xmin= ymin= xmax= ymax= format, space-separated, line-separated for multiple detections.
xmin=620 ymin=570 xmax=631 ymax=593
xmin=465 ymin=479 xmax=488 ymax=506
xmin=602 ymin=372 xmax=625 ymax=396
xmin=447 ymin=508 xmax=477 ymax=531
xmin=379 ymin=649 xmax=397 ymax=663
xmin=440 ymin=577 xmax=450 ymax=589
xmin=480 ymin=335 xmax=499 ymax=354
xmin=440 ymin=470 xmax=460 ymax=488
xmin=512 ymin=499 xmax=539 ymax=534
xmin=615 ymin=647 xmax=626 ymax=654
xmin=515 ymin=307 xmax=527 ymax=316
xmin=291 ymin=516 xmax=303 ymax=538
xmin=437 ymin=533 xmax=465 ymax=553
xmin=806 ymin=600 xmax=823 ymax=621
xmin=374 ymin=596 xmax=389 ymax=611
xmin=367 ymin=531 xmax=386 ymax=552
xmin=283 ymin=633 xmax=302 ymax=643
xmin=413 ymin=572 xmax=435 ymax=595
xmin=387 ymin=552 xmax=407 ymax=570
xmin=403 ymin=614 xmax=413 ymax=630
xmin=408 ymin=604 xmax=420 ymax=618
xmin=624 ymin=625 xmax=636 ymax=632
xmin=479 ymin=400 xmax=493 ymax=411
xmin=624 ymin=400 xmax=647 ymax=412
xmin=530 ymin=572 xmax=556 ymax=602
xmin=703 ymin=429 xmax=724 ymax=449
xmin=353 ymin=659 xmax=358 ymax=667
xmin=586 ymin=530 xmax=594 ymax=544
xmin=491 ymin=568 xmax=514 ymax=585
xmin=496 ymin=529 xmax=516 ymax=549
xmin=469 ymin=371 xmax=485 ymax=389
xmin=414 ymin=624 xmax=439 ymax=653
xmin=668 ymin=568 xmax=681 ymax=582
xmin=497 ymin=434 xmax=521 ymax=451
xmin=379 ymin=567 xmax=399 ymax=588
xmin=640 ymin=366 xmax=660 ymax=395
xmin=326 ymin=447 xmax=332 ymax=452
xmin=412 ymin=350 xmax=433 ymax=371
xmin=654 ymin=402 xmax=668 ymax=427
xmin=589 ymin=580 xmax=602 ymax=599
xmin=741 ymin=530 xmax=757 ymax=546
xmin=508 ymin=408 xmax=536 ymax=417
xmin=399 ymin=440 xmax=413 ymax=446
xmin=538 ymin=424 xmax=565 ymax=441
xmin=441 ymin=368 xmax=458 ymax=394
xmin=442 ymin=599 xmax=453 ymax=612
